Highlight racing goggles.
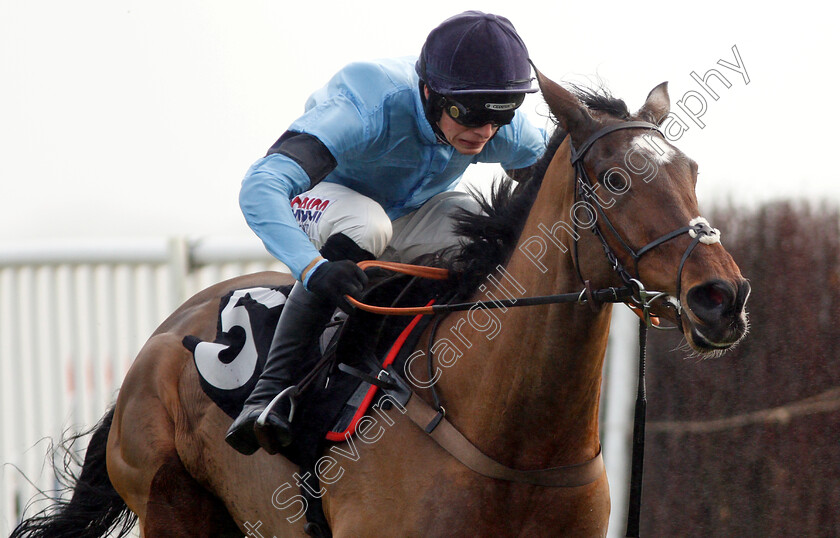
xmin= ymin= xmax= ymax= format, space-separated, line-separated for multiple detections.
xmin=442 ymin=93 xmax=526 ymax=128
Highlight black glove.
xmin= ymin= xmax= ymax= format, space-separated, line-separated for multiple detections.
xmin=306 ymin=260 xmax=369 ymax=312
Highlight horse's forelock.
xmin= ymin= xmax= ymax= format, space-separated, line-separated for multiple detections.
xmin=567 ymin=83 xmax=631 ymax=120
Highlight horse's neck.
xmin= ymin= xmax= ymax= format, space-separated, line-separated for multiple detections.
xmin=436 ymin=140 xmax=611 ymax=469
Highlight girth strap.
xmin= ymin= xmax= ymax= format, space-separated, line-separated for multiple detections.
xmin=403 ymin=392 xmax=605 ymax=488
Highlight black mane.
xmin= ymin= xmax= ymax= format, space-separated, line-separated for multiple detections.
xmin=444 ymin=127 xmax=567 ymax=296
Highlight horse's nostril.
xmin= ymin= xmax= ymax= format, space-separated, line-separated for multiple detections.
xmin=706 ymin=286 xmax=726 ymax=307
xmin=687 ymin=280 xmax=734 ymax=320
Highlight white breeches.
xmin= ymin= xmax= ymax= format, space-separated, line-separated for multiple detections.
xmin=291 ymin=182 xmax=481 ymax=261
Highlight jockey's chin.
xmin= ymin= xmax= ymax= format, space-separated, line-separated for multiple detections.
xmin=438 ymin=114 xmax=498 ymax=155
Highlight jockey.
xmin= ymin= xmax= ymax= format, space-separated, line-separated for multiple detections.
xmin=226 ymin=11 xmax=547 ymax=455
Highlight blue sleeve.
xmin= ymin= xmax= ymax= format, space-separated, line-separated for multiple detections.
xmin=239 ymin=62 xmax=397 ymax=281
xmin=239 ymin=153 xmax=323 ymax=281
xmin=290 ymin=86 xmax=374 ymax=165
xmin=497 ymin=112 xmax=548 ymax=170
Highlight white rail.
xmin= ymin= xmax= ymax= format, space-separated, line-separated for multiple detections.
xmin=0 ymin=236 xmax=285 ymax=535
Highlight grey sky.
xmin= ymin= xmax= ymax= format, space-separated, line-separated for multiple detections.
xmin=2 ymin=0 xmax=834 ymax=244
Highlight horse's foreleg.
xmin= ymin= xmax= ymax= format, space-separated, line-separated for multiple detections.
xmin=107 ymin=333 xmax=240 ymax=537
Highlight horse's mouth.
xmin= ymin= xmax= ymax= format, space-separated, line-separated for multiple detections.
xmin=688 ymin=325 xmax=741 ymax=351
xmin=644 ymin=293 xmax=749 ymax=356
xmin=683 ymin=311 xmax=750 ymax=356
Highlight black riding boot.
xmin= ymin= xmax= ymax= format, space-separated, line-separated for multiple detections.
xmin=225 ymin=281 xmax=336 ymax=455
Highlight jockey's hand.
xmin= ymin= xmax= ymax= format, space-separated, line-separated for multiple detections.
xmin=306 ymin=260 xmax=369 ymax=313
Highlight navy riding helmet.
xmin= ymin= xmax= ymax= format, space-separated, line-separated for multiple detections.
xmin=417 ymin=11 xmax=536 ymax=136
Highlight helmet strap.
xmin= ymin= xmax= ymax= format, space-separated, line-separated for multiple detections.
xmin=419 ymin=83 xmax=452 ymax=146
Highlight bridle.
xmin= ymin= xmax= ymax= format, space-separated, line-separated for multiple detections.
xmin=569 ymin=120 xmax=721 ymax=330
xmin=569 ymin=120 xmax=722 ymax=537
xmin=346 ymin=121 xmax=723 ymax=329
xmin=337 ymin=120 xmax=725 ymax=538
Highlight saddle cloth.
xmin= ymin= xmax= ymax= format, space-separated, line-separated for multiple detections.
xmin=182 ymin=282 xmax=429 ymax=465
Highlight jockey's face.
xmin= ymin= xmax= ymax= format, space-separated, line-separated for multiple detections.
xmin=437 ymin=113 xmax=498 ymax=155
xmin=424 ymin=86 xmax=499 ymax=155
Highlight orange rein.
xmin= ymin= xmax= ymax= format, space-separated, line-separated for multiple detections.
xmin=344 ymin=261 xmax=449 ymax=316
xmin=345 ymin=260 xmax=659 ymax=325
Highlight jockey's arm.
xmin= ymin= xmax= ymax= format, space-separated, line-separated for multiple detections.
xmin=495 ymin=114 xmax=548 ymax=182
xmin=239 ymin=132 xmax=337 ymax=286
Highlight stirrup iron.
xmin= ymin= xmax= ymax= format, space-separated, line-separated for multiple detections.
xmin=257 ymin=385 xmax=299 ymax=426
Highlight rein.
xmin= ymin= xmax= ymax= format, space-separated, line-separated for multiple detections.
xmin=347 ymin=261 xmax=639 ymax=315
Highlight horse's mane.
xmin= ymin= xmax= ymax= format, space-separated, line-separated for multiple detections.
xmin=444 ymin=129 xmax=566 ymax=296
xmin=443 ymin=84 xmax=628 ymax=297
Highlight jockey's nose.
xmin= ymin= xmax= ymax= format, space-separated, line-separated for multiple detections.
xmin=472 ymin=123 xmax=497 ymax=138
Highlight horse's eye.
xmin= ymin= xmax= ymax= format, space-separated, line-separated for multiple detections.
xmin=600 ymin=167 xmax=631 ymax=195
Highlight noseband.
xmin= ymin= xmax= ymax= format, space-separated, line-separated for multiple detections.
xmin=569 ymin=121 xmax=721 ymax=329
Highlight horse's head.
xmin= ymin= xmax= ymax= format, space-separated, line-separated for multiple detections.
xmin=537 ymin=72 xmax=750 ymax=354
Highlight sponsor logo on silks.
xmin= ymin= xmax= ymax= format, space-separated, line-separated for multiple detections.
xmin=291 ymin=196 xmax=332 ymax=235
xmin=484 ymin=102 xmax=518 ymax=111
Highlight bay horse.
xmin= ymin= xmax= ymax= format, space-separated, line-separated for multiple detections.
xmin=12 ymin=71 xmax=749 ymax=537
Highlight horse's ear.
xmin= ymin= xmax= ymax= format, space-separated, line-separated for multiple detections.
xmin=636 ymin=82 xmax=670 ymax=125
xmin=535 ymin=68 xmax=595 ymax=136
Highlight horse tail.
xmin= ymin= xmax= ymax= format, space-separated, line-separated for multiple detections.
xmin=10 ymin=406 xmax=137 ymax=538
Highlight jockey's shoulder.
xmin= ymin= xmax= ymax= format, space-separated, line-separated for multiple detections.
xmin=328 ymin=56 xmax=419 ymax=100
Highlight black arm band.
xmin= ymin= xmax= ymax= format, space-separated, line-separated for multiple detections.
xmin=266 ymin=131 xmax=337 ymax=187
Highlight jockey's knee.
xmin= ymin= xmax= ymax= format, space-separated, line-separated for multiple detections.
xmin=383 ymin=191 xmax=483 ymax=263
